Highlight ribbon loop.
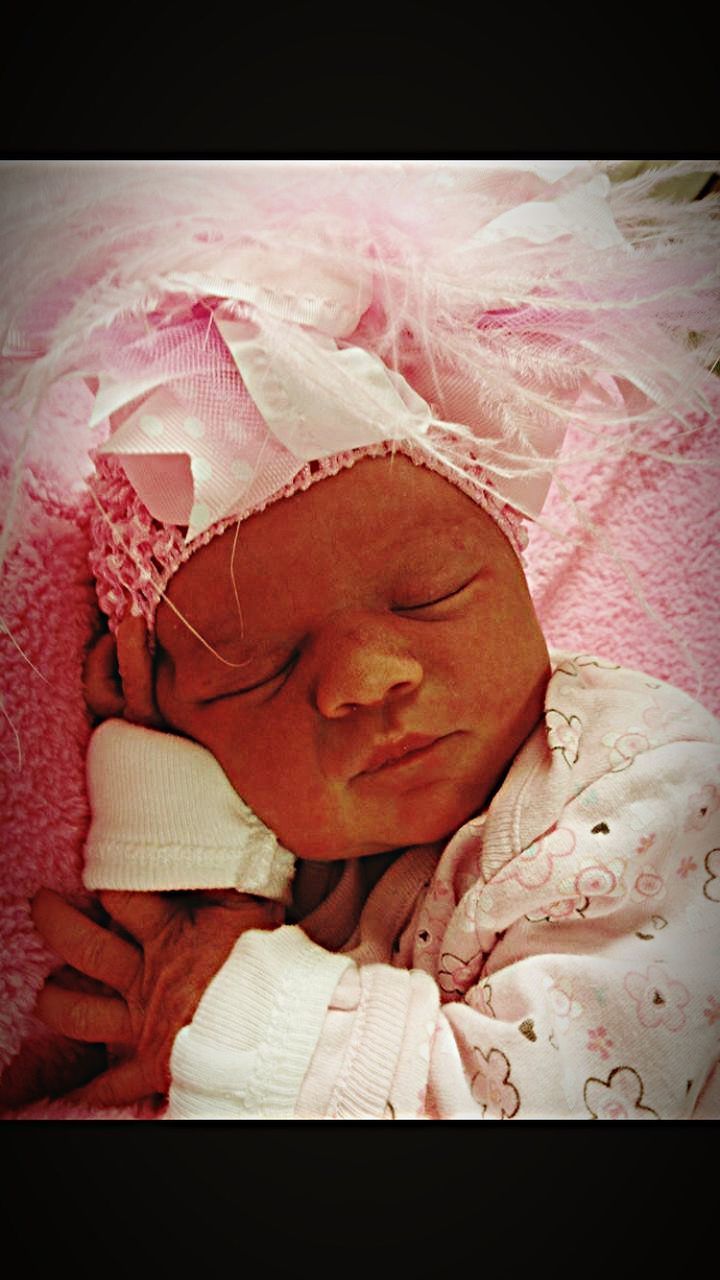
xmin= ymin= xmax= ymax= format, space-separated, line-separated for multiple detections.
xmin=213 ymin=311 xmax=432 ymax=461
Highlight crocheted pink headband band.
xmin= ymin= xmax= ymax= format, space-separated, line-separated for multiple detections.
xmin=3 ymin=160 xmax=718 ymax=637
xmin=89 ymin=440 xmax=528 ymax=636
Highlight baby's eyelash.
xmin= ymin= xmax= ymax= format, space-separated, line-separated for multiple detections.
xmin=394 ymin=575 xmax=477 ymax=612
xmin=205 ymin=653 xmax=298 ymax=701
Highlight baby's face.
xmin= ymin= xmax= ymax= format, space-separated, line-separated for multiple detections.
xmin=154 ymin=456 xmax=550 ymax=860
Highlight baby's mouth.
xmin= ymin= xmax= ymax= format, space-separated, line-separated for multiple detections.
xmin=356 ymin=732 xmax=450 ymax=777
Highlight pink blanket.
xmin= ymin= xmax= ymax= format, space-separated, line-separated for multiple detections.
xmin=2 ymin=380 xmax=719 ymax=1118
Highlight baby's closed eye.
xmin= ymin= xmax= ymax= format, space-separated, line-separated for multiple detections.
xmin=392 ymin=571 xmax=485 ymax=615
xmin=199 ymin=652 xmax=299 ymax=702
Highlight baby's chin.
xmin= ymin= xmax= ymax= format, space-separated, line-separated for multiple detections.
xmin=287 ymin=793 xmax=488 ymax=862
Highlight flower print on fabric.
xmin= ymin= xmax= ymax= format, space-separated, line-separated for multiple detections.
xmin=641 ymin=690 xmax=676 ymax=735
xmin=493 ymin=825 xmax=576 ymax=892
xmin=703 ymin=995 xmax=720 ymax=1027
xmin=586 ymin=1025 xmax=614 ymax=1060
xmin=454 ymin=883 xmax=498 ymax=957
xmin=419 ymin=878 xmax=455 ymax=935
xmin=470 ymin=1046 xmax=520 ymax=1119
xmin=466 ymin=979 xmax=495 ymax=1018
xmin=525 ymin=896 xmax=589 ymax=924
xmin=574 ymin=858 xmax=626 ymax=901
xmin=584 ymin=1067 xmax=659 ymax=1120
xmin=413 ymin=880 xmax=456 ymax=967
xmin=624 ymin=962 xmax=690 ymax=1032
xmin=425 ymin=877 xmax=454 ymax=915
xmin=437 ymin=950 xmax=483 ymax=1000
xmin=542 ymin=975 xmax=583 ymax=1031
xmin=677 ymin=857 xmax=697 ymax=879
xmin=635 ymin=914 xmax=668 ymax=941
xmin=554 ymin=655 xmax=621 ymax=679
xmin=702 ymin=848 xmax=720 ymax=903
xmin=685 ymin=784 xmax=720 ymax=833
xmin=629 ymin=865 xmax=666 ymax=906
xmin=526 ymin=844 xmax=627 ymax=922
xmin=601 ymin=729 xmax=651 ymax=773
xmin=545 ymin=708 xmax=582 ymax=767
xmin=635 ymin=832 xmax=656 ymax=856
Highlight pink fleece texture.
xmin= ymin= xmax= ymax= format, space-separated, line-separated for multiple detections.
xmin=526 ymin=394 xmax=720 ymax=712
xmin=1 ymin=380 xmax=718 ymax=1119
xmin=1 ymin=383 xmax=152 ymax=1118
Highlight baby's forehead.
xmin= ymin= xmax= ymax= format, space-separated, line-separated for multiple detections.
xmin=157 ymin=457 xmax=505 ymax=647
xmin=237 ymin=456 xmax=491 ymax=563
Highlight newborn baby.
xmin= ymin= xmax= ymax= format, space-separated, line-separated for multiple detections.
xmin=4 ymin=158 xmax=718 ymax=1119
xmin=30 ymin=454 xmax=720 ymax=1119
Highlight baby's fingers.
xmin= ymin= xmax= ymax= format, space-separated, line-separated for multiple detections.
xmin=32 ymin=888 xmax=141 ymax=993
xmin=98 ymin=890 xmax=179 ymax=942
xmin=36 ymin=980 xmax=133 ymax=1043
xmin=65 ymin=1057 xmax=159 ymax=1108
xmin=0 ymin=1037 xmax=108 ymax=1110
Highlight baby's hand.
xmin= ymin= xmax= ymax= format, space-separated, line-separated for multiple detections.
xmin=30 ymin=887 xmax=282 ymax=1106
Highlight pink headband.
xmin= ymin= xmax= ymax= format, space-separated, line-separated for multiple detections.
xmin=89 ymin=439 xmax=529 ymax=637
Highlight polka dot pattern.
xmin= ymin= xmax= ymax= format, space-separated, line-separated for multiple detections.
xmin=183 ymin=416 xmax=205 ymax=439
xmin=139 ymin=413 xmax=164 ymax=439
xmin=230 ymin=459 xmax=254 ymax=483
xmin=191 ymin=500 xmax=211 ymax=528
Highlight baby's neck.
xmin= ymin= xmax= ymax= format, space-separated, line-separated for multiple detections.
xmin=289 ymin=847 xmax=405 ymax=922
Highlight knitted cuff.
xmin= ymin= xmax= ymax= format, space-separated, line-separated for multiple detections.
xmin=83 ymin=718 xmax=295 ymax=899
xmin=167 ymin=925 xmax=352 ymax=1118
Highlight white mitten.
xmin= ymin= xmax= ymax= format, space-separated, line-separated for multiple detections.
xmin=83 ymin=719 xmax=295 ymax=900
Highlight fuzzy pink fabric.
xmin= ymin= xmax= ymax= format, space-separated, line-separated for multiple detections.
xmin=1 ymin=380 xmax=718 ymax=1120
xmin=526 ymin=387 xmax=720 ymax=715
xmin=1 ymin=383 xmax=153 ymax=1119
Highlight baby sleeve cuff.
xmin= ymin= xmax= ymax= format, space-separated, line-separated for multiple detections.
xmin=167 ymin=925 xmax=353 ymax=1119
xmin=83 ymin=718 xmax=295 ymax=900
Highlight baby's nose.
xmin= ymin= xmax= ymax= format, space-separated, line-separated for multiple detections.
xmin=312 ymin=616 xmax=423 ymax=719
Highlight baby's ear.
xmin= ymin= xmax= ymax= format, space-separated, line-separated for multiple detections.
xmin=116 ymin=615 xmax=165 ymax=728
xmin=83 ymin=630 xmax=124 ymax=720
xmin=83 ymin=616 xmax=164 ymax=728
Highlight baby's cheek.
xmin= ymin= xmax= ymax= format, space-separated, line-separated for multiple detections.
xmin=231 ymin=729 xmax=347 ymax=854
xmin=259 ymin=787 xmax=355 ymax=859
